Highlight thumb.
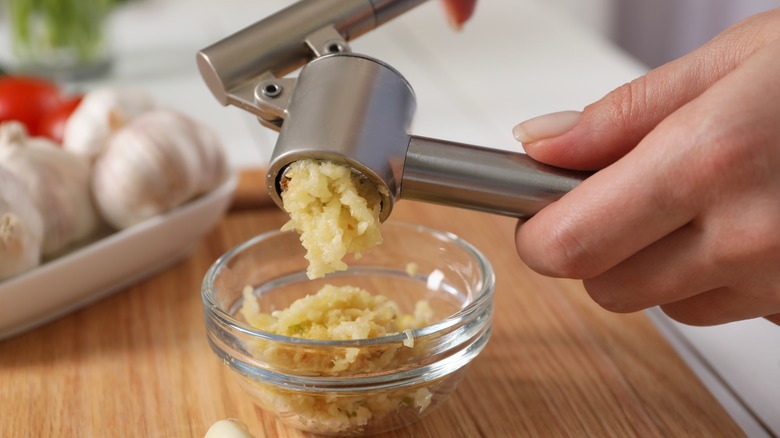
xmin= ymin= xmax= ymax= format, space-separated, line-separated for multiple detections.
xmin=513 ymin=13 xmax=773 ymax=170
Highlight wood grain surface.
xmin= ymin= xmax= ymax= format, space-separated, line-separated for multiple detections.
xmin=0 ymin=174 xmax=744 ymax=437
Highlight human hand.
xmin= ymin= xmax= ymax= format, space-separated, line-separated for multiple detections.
xmin=440 ymin=0 xmax=476 ymax=29
xmin=511 ymin=8 xmax=780 ymax=326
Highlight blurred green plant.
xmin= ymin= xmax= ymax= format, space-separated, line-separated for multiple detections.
xmin=4 ymin=0 xmax=115 ymax=65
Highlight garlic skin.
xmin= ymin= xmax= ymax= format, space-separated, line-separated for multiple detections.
xmin=91 ymin=109 xmax=229 ymax=230
xmin=62 ymin=88 xmax=157 ymax=160
xmin=0 ymin=122 xmax=99 ymax=257
xmin=0 ymin=164 xmax=44 ymax=280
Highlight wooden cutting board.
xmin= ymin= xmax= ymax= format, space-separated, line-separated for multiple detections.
xmin=0 ymin=170 xmax=744 ymax=437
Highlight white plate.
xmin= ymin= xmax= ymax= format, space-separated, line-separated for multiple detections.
xmin=0 ymin=174 xmax=237 ymax=341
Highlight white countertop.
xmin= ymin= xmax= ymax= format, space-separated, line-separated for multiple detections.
xmin=2 ymin=0 xmax=777 ymax=435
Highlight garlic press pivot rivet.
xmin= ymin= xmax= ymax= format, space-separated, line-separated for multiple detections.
xmin=261 ymin=83 xmax=282 ymax=98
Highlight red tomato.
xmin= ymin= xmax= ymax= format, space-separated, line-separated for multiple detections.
xmin=37 ymin=95 xmax=83 ymax=144
xmin=0 ymin=75 xmax=62 ymax=136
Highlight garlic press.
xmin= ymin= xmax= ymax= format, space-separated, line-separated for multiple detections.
xmin=197 ymin=0 xmax=587 ymax=221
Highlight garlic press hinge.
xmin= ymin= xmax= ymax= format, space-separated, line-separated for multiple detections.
xmin=252 ymin=26 xmax=351 ymax=131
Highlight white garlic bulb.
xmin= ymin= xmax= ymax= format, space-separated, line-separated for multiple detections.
xmin=91 ymin=108 xmax=229 ymax=230
xmin=0 ymin=164 xmax=44 ymax=280
xmin=62 ymin=88 xmax=157 ymax=161
xmin=0 ymin=121 xmax=99 ymax=257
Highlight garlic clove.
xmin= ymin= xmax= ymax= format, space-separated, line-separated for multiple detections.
xmin=91 ymin=109 xmax=228 ymax=230
xmin=204 ymin=419 xmax=256 ymax=438
xmin=0 ymin=164 xmax=44 ymax=280
xmin=62 ymin=88 xmax=157 ymax=161
xmin=0 ymin=121 xmax=99 ymax=257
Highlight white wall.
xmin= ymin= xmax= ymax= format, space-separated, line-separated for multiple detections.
xmin=613 ymin=0 xmax=779 ymax=67
xmin=547 ymin=0 xmax=617 ymax=38
xmin=546 ymin=0 xmax=778 ymax=68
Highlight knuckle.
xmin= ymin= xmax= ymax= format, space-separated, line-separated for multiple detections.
xmin=583 ymin=278 xmax=640 ymax=314
xmin=711 ymin=211 xmax=780 ymax=273
xmin=691 ymin=114 xmax=773 ymax=187
xmin=539 ymin=223 xmax=598 ymax=279
xmin=601 ymin=76 xmax=649 ymax=131
xmin=659 ymin=303 xmax=723 ymax=327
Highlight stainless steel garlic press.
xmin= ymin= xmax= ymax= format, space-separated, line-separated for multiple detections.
xmin=196 ymin=0 xmax=588 ymax=221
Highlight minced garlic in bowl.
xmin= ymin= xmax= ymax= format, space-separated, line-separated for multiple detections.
xmin=240 ymin=284 xmax=433 ymax=373
xmin=203 ymin=206 xmax=494 ymax=436
xmin=236 ymin=284 xmax=435 ymax=433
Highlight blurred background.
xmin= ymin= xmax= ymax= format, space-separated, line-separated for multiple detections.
xmin=1 ymin=0 xmax=777 ymax=170
xmin=2 ymin=0 xmax=778 ymax=78
xmin=0 ymin=0 xmax=777 ymax=164
xmin=551 ymin=0 xmax=779 ymax=68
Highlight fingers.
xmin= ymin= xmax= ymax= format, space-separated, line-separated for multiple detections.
xmin=580 ymin=213 xmax=780 ymax=325
xmin=519 ymin=35 xmax=780 ymax=324
xmin=660 ymin=288 xmax=780 ymax=326
xmin=583 ymin=217 xmax=780 ymax=325
xmin=515 ymin=115 xmax=702 ymax=279
xmin=439 ymin=0 xmax=476 ymax=30
xmin=576 ymin=179 xmax=780 ymax=325
xmin=578 ymin=211 xmax=780 ymax=325
xmin=516 ymin=17 xmax=780 ymax=281
xmin=580 ymin=223 xmax=720 ymax=313
xmin=514 ymin=62 xmax=710 ymax=170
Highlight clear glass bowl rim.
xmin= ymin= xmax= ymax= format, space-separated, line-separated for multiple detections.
xmin=201 ymin=221 xmax=495 ymax=348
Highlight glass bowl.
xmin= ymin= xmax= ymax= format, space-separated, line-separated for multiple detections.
xmin=202 ymin=222 xmax=494 ymax=436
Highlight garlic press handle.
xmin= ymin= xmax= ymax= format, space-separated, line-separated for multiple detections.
xmin=402 ymin=136 xmax=589 ymax=219
xmin=196 ymin=0 xmax=427 ymax=124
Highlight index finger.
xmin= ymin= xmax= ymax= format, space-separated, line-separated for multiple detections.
xmin=440 ymin=0 xmax=476 ymax=29
xmin=515 ymin=115 xmax=701 ymax=279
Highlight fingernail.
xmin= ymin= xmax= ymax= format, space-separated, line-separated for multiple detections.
xmin=512 ymin=110 xmax=581 ymax=143
xmin=447 ymin=14 xmax=463 ymax=31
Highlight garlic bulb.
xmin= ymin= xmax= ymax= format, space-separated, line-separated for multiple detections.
xmin=91 ymin=109 xmax=229 ymax=230
xmin=0 ymin=121 xmax=99 ymax=257
xmin=0 ymin=164 xmax=44 ymax=280
xmin=62 ymin=88 xmax=157 ymax=161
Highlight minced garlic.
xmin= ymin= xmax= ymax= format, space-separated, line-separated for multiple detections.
xmin=280 ymin=159 xmax=383 ymax=279
xmin=259 ymin=159 xmax=438 ymax=433
xmin=239 ymin=284 xmax=435 ymax=434
xmin=242 ymin=284 xmax=430 ymax=341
